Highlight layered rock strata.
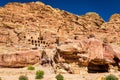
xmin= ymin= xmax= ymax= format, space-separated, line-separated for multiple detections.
xmin=0 ymin=2 xmax=120 ymax=73
xmin=54 ymin=38 xmax=120 ymax=73
xmin=0 ymin=50 xmax=41 ymax=67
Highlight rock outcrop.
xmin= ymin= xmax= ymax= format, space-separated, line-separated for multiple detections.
xmin=0 ymin=2 xmax=119 ymax=47
xmin=0 ymin=2 xmax=105 ymax=48
xmin=54 ymin=38 xmax=120 ymax=73
xmin=0 ymin=50 xmax=41 ymax=67
xmin=0 ymin=1 xmax=120 ymax=73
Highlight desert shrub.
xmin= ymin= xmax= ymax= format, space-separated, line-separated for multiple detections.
xmin=105 ymin=74 xmax=118 ymax=80
xmin=35 ymin=70 xmax=44 ymax=79
xmin=27 ymin=65 xmax=35 ymax=70
xmin=19 ymin=75 xmax=28 ymax=80
xmin=55 ymin=74 xmax=64 ymax=80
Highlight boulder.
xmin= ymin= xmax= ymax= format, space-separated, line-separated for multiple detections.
xmin=0 ymin=50 xmax=41 ymax=67
xmin=55 ymin=38 xmax=115 ymax=65
xmin=86 ymin=38 xmax=116 ymax=72
xmin=54 ymin=38 xmax=120 ymax=73
xmin=86 ymin=38 xmax=114 ymax=63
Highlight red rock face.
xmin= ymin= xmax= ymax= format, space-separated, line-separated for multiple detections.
xmin=55 ymin=38 xmax=120 ymax=65
xmin=0 ymin=2 xmax=105 ymax=48
xmin=0 ymin=1 xmax=120 ymax=71
xmin=86 ymin=38 xmax=104 ymax=60
xmin=0 ymin=2 xmax=120 ymax=47
xmin=86 ymin=38 xmax=115 ymax=63
xmin=103 ymin=44 xmax=115 ymax=63
xmin=0 ymin=35 xmax=8 ymax=43
xmin=54 ymin=38 xmax=120 ymax=73
xmin=0 ymin=1 xmax=119 ymax=49
xmin=0 ymin=50 xmax=41 ymax=67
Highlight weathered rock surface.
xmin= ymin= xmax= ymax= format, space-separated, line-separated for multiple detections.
xmin=54 ymin=38 xmax=120 ymax=73
xmin=0 ymin=2 xmax=105 ymax=48
xmin=55 ymin=38 xmax=116 ymax=64
xmin=0 ymin=1 xmax=120 ymax=73
xmin=0 ymin=1 xmax=119 ymax=48
xmin=0 ymin=50 xmax=41 ymax=67
xmin=0 ymin=2 xmax=120 ymax=47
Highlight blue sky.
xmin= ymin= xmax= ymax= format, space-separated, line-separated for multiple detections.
xmin=0 ymin=0 xmax=120 ymax=21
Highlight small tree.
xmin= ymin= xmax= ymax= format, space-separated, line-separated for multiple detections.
xmin=55 ymin=74 xmax=64 ymax=80
xmin=105 ymin=74 xmax=118 ymax=80
xmin=35 ymin=70 xmax=44 ymax=79
xmin=19 ymin=75 xmax=28 ymax=80
xmin=27 ymin=65 xmax=35 ymax=70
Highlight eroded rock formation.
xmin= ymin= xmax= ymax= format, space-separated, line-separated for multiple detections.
xmin=0 ymin=2 xmax=105 ymax=48
xmin=0 ymin=1 xmax=120 ymax=73
xmin=53 ymin=38 xmax=120 ymax=73
xmin=0 ymin=50 xmax=41 ymax=67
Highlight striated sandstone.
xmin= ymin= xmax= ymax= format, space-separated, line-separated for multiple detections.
xmin=0 ymin=1 xmax=120 ymax=73
xmin=0 ymin=50 xmax=41 ymax=67
xmin=54 ymin=38 xmax=120 ymax=73
xmin=0 ymin=2 xmax=105 ymax=48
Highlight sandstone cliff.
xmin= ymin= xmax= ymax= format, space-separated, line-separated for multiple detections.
xmin=0 ymin=2 xmax=105 ymax=48
xmin=0 ymin=50 xmax=41 ymax=67
xmin=0 ymin=2 xmax=120 ymax=73
xmin=0 ymin=2 xmax=119 ymax=48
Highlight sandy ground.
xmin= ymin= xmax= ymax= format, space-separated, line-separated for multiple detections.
xmin=0 ymin=65 xmax=120 ymax=80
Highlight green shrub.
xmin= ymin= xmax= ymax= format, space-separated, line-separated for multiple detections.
xmin=27 ymin=65 xmax=35 ymax=70
xmin=35 ymin=70 xmax=44 ymax=79
xmin=105 ymin=74 xmax=118 ymax=80
xmin=55 ymin=74 xmax=64 ymax=80
xmin=19 ymin=75 xmax=28 ymax=80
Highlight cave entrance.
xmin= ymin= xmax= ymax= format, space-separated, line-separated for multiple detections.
xmin=87 ymin=59 xmax=109 ymax=73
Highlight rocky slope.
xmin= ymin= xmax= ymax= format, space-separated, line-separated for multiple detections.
xmin=0 ymin=2 xmax=119 ymax=48
xmin=0 ymin=1 xmax=120 ymax=73
xmin=0 ymin=2 xmax=105 ymax=48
